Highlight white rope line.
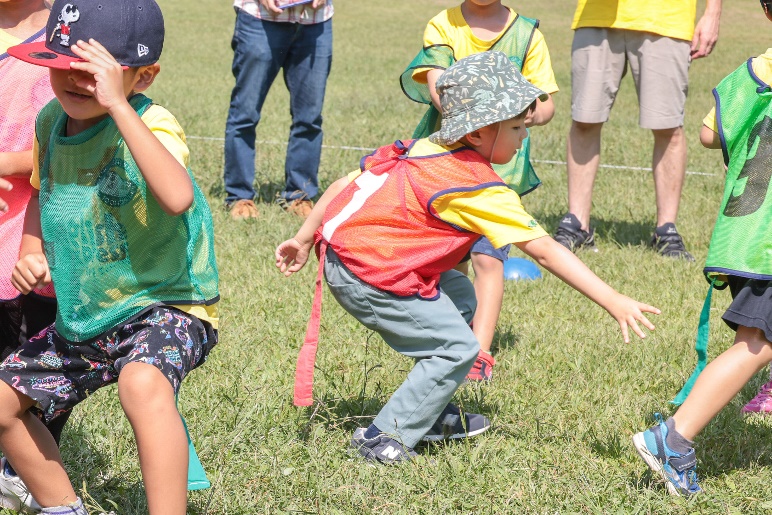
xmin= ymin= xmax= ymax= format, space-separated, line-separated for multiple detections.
xmin=186 ymin=135 xmax=717 ymax=177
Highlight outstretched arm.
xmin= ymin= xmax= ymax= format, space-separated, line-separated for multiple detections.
xmin=691 ymin=0 xmax=722 ymax=59
xmin=69 ymin=39 xmax=194 ymax=215
xmin=276 ymin=175 xmax=349 ymax=276
xmin=515 ymin=236 xmax=660 ymax=342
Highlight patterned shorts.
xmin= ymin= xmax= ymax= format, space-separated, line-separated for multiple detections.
xmin=0 ymin=305 xmax=217 ymax=422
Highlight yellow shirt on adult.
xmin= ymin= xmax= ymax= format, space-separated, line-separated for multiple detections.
xmin=572 ymin=0 xmax=697 ymax=42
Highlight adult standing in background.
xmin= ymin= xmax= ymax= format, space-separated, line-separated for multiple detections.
xmin=224 ymin=0 xmax=333 ymax=220
xmin=553 ymin=0 xmax=722 ymax=260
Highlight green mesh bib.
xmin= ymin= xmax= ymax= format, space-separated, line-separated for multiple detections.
xmin=400 ymin=14 xmax=540 ymax=196
xmin=705 ymin=60 xmax=772 ymax=286
xmin=37 ymin=95 xmax=219 ymax=342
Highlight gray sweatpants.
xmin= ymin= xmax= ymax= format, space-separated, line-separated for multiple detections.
xmin=324 ymin=250 xmax=479 ymax=448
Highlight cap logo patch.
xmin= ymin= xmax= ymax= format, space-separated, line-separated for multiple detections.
xmin=137 ymin=44 xmax=149 ymax=58
xmin=50 ymin=3 xmax=80 ymax=47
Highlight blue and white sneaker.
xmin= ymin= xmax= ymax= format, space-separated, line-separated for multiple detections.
xmin=632 ymin=414 xmax=701 ymax=496
xmin=351 ymin=428 xmax=417 ymax=464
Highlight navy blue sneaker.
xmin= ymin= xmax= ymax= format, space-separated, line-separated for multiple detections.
xmin=421 ymin=404 xmax=491 ymax=442
xmin=351 ymin=428 xmax=417 ymax=464
xmin=632 ymin=414 xmax=701 ymax=496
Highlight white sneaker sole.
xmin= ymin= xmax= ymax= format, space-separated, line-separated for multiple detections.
xmin=632 ymin=432 xmax=679 ymax=496
xmin=421 ymin=422 xmax=490 ymax=442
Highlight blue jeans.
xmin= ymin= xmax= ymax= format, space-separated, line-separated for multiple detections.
xmin=224 ymin=10 xmax=333 ymax=203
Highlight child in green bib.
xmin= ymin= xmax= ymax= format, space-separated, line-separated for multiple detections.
xmin=632 ymin=0 xmax=772 ymax=497
xmin=0 ymin=0 xmax=219 ymax=512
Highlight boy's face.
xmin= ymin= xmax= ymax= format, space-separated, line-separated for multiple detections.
xmin=48 ymin=66 xmax=145 ymax=133
xmin=475 ymin=116 xmax=528 ymax=165
xmin=464 ymin=0 xmax=502 ymax=7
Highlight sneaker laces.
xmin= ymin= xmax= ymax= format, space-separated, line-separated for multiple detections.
xmin=655 ymin=233 xmax=688 ymax=253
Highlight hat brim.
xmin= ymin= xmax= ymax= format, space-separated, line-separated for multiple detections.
xmin=8 ymin=41 xmax=84 ymax=69
xmin=8 ymin=41 xmax=129 ymax=70
xmin=429 ymin=89 xmax=548 ymax=146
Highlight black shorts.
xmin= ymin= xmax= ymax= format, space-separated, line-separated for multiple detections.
xmin=0 ymin=305 xmax=217 ymax=422
xmin=723 ymin=276 xmax=772 ymax=342
xmin=0 ymin=295 xmax=57 ymax=361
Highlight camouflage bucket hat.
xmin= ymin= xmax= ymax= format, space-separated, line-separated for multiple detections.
xmin=429 ymin=51 xmax=547 ymax=146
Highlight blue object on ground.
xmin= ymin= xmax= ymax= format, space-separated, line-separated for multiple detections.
xmin=503 ymin=257 xmax=542 ymax=281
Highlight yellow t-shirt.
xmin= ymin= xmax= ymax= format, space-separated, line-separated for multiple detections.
xmin=31 ymin=102 xmax=219 ymax=328
xmin=572 ymin=0 xmax=697 ymax=42
xmin=415 ymin=6 xmax=558 ymax=94
xmin=347 ymin=139 xmax=548 ymax=249
xmin=703 ymin=50 xmax=772 ymax=133
xmin=0 ymin=29 xmax=21 ymax=54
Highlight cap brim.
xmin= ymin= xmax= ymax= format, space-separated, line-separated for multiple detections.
xmin=8 ymin=41 xmax=83 ymax=69
xmin=8 ymin=41 xmax=129 ymax=70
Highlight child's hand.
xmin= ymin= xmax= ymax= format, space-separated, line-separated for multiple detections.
xmin=605 ymin=293 xmax=660 ymax=343
xmin=69 ymin=39 xmax=129 ymax=113
xmin=0 ymin=178 xmax=11 ymax=213
xmin=275 ymin=238 xmax=312 ymax=276
xmin=11 ymin=253 xmax=51 ymax=294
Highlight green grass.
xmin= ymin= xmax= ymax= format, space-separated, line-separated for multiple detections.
xmin=13 ymin=0 xmax=772 ymax=513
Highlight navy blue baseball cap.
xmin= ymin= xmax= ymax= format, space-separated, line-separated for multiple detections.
xmin=9 ymin=0 xmax=164 ymax=69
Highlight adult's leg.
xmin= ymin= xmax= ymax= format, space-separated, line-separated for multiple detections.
xmin=672 ymin=326 xmax=772 ymax=440
xmin=224 ymin=12 xmax=291 ymax=204
xmin=566 ymin=28 xmax=626 ymax=230
xmin=651 ymin=127 xmax=687 ymax=227
xmin=0 ymin=383 xmax=76 ymax=507
xmin=324 ymin=253 xmax=478 ymax=448
xmin=119 ymin=363 xmax=187 ymax=515
xmin=567 ymin=121 xmax=603 ymax=231
xmin=629 ymin=33 xmax=690 ymax=227
xmin=280 ymin=18 xmax=333 ymax=201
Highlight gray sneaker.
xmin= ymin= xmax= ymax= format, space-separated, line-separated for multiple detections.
xmin=649 ymin=223 xmax=695 ymax=262
xmin=350 ymin=429 xmax=417 ymax=464
xmin=553 ymin=213 xmax=598 ymax=253
xmin=421 ymin=404 xmax=491 ymax=442
xmin=0 ymin=458 xmax=41 ymax=513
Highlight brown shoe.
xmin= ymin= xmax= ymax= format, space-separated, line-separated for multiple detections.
xmin=229 ymin=199 xmax=260 ymax=220
xmin=284 ymin=199 xmax=314 ymax=218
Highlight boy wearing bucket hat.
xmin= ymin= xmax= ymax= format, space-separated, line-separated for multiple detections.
xmin=0 ymin=0 xmax=219 ymax=512
xmin=276 ymin=51 xmax=659 ymax=464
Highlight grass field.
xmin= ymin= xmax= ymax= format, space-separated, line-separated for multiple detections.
xmin=12 ymin=0 xmax=772 ymax=513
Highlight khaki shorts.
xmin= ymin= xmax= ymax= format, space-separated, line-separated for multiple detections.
xmin=571 ymin=27 xmax=691 ymax=130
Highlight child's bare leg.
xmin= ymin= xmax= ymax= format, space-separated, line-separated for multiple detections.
xmin=118 ymin=363 xmax=187 ymax=515
xmin=673 ymin=325 xmax=772 ymax=440
xmin=0 ymin=381 xmax=76 ymax=506
xmin=470 ymin=252 xmax=504 ymax=353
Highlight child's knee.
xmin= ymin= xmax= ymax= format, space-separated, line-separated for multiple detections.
xmin=471 ymin=252 xmax=504 ymax=276
xmin=117 ymin=363 xmax=175 ymax=410
xmin=0 ymin=381 xmax=34 ymax=430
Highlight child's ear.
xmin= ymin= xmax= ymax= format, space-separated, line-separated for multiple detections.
xmin=463 ymin=128 xmax=484 ymax=147
xmin=132 ymin=63 xmax=160 ymax=92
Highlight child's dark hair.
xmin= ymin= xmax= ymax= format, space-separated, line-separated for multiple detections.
xmin=762 ymin=0 xmax=772 ymax=12
xmin=514 ymin=100 xmax=538 ymax=120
